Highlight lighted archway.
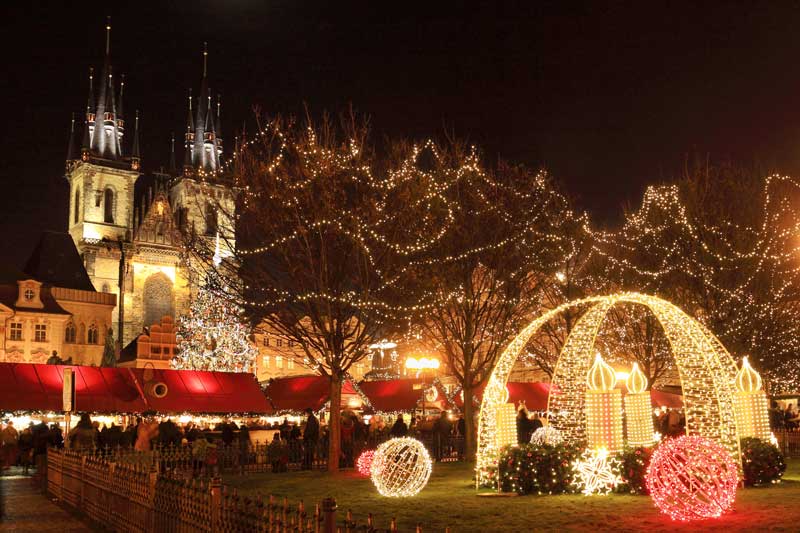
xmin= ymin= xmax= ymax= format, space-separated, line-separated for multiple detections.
xmin=476 ymin=292 xmax=741 ymax=478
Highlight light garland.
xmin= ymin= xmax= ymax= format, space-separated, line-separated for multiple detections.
xmin=624 ymin=363 xmax=655 ymax=447
xmin=571 ymin=447 xmax=622 ymax=496
xmin=476 ymin=292 xmax=743 ymax=486
xmin=370 ymin=437 xmax=432 ymax=497
xmin=646 ymin=435 xmax=739 ymax=521
xmin=530 ymin=426 xmax=563 ymax=446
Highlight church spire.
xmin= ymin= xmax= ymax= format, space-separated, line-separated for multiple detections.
xmin=169 ymin=132 xmax=177 ymax=176
xmin=131 ymin=110 xmax=140 ymax=170
xmin=65 ymin=114 xmax=77 ymax=175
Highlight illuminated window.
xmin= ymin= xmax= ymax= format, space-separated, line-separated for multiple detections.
xmin=9 ymin=323 xmax=22 ymax=341
xmin=277 ymin=339 xmax=283 ymax=347
xmin=262 ymin=355 xmax=270 ymax=367
xmin=34 ymin=324 xmax=47 ymax=342
xmin=205 ymin=202 xmax=217 ymax=236
xmin=262 ymin=337 xmax=270 ymax=347
xmin=288 ymin=340 xmax=294 ymax=348
xmin=287 ymin=358 xmax=294 ymax=369
xmin=276 ymin=356 xmax=283 ymax=369
xmin=23 ymin=288 xmax=34 ymax=301
xmin=65 ymin=323 xmax=76 ymax=343
xmin=73 ymin=188 xmax=80 ymax=224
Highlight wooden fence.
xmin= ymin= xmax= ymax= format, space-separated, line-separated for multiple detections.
xmin=46 ymin=448 xmax=444 ymax=532
xmin=775 ymin=429 xmax=800 ymax=458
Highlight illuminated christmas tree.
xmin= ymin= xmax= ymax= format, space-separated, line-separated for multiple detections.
xmin=171 ymin=277 xmax=256 ymax=373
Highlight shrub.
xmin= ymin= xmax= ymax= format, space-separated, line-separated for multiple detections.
xmin=615 ymin=446 xmax=653 ymax=494
xmin=741 ymin=437 xmax=786 ymax=486
xmin=498 ymin=442 xmax=581 ymax=495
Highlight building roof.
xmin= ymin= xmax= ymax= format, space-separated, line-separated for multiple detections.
xmin=357 ymin=379 xmax=449 ymax=413
xmin=264 ymin=375 xmax=358 ymax=412
xmin=0 ymin=285 xmax=70 ymax=315
xmin=23 ymin=231 xmax=95 ymax=291
xmin=0 ymin=362 xmax=272 ymax=414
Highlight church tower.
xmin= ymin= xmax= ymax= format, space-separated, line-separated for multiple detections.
xmin=64 ymin=19 xmax=142 ymax=348
xmin=170 ymin=43 xmax=236 ymax=263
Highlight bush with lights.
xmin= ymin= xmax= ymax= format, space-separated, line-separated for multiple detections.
xmin=497 ymin=442 xmax=582 ymax=495
xmin=740 ymin=437 xmax=786 ymax=487
xmin=615 ymin=446 xmax=653 ymax=495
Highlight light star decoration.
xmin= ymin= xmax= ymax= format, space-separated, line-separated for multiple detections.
xmin=572 ymin=447 xmax=622 ymax=496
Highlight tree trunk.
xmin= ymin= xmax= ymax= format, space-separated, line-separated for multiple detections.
xmin=463 ymin=383 xmax=477 ymax=461
xmin=327 ymin=375 xmax=342 ymax=473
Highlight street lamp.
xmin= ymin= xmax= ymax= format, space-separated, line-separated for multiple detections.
xmin=406 ymin=356 xmax=440 ymax=417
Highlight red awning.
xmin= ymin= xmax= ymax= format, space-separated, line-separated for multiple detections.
xmin=264 ymin=375 xmax=358 ymax=412
xmin=507 ymin=382 xmax=551 ymax=411
xmin=358 ymin=379 xmax=449 ymax=412
xmin=128 ymin=367 xmax=271 ymax=414
xmin=650 ymin=388 xmax=683 ymax=408
xmin=0 ymin=362 xmax=146 ymax=413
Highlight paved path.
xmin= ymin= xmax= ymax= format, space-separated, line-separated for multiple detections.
xmin=0 ymin=471 xmax=98 ymax=532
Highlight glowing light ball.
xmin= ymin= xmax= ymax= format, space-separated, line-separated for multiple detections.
xmin=572 ymin=447 xmax=622 ymax=495
xmin=646 ymin=435 xmax=739 ymax=521
xmin=356 ymin=449 xmax=375 ymax=477
xmin=370 ymin=437 xmax=432 ymax=497
xmin=530 ymin=426 xmax=563 ymax=446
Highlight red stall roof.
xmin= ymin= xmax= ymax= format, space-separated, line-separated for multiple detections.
xmin=128 ymin=367 xmax=271 ymax=414
xmin=264 ymin=375 xmax=358 ymax=412
xmin=0 ymin=363 xmax=146 ymax=413
xmin=358 ymin=379 xmax=449 ymax=412
xmin=650 ymin=388 xmax=683 ymax=408
xmin=0 ymin=363 xmax=271 ymax=414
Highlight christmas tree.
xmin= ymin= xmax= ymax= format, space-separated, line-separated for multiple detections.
xmin=171 ymin=277 xmax=257 ymax=373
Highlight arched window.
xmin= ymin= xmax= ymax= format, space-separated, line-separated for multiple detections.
xmin=65 ymin=322 xmax=76 ymax=343
xmin=101 ymin=283 xmax=111 ymax=293
xmin=143 ymin=272 xmax=174 ymax=328
xmin=104 ymin=188 xmax=115 ymax=223
xmin=74 ymin=188 xmax=80 ymax=224
xmin=205 ymin=202 xmax=217 ymax=236
xmin=78 ymin=323 xmax=86 ymax=344
xmin=87 ymin=324 xmax=99 ymax=344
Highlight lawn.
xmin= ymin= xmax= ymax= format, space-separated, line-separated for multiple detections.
xmin=226 ymin=459 xmax=800 ymax=532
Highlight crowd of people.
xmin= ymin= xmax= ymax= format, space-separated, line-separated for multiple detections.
xmin=1 ymin=420 xmax=64 ymax=474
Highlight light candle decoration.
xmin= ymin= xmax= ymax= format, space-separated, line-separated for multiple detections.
xmin=733 ymin=356 xmax=771 ymax=441
xmin=624 ymin=362 xmax=655 ymax=447
xmin=495 ymin=402 xmax=517 ymax=449
xmin=585 ymin=353 xmax=624 ymax=452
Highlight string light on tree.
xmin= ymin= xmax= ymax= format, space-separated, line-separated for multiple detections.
xmin=370 ymin=438 xmax=432 ymax=497
xmin=572 ymin=447 xmax=622 ymax=496
xmin=624 ymin=362 xmax=655 ymax=447
xmin=646 ymin=435 xmax=739 ymax=521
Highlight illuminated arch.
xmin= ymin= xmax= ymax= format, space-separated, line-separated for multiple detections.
xmin=476 ymin=292 xmax=741 ymax=478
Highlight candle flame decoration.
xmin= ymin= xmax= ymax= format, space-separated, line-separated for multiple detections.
xmin=626 ymin=362 xmax=648 ymax=394
xmin=735 ymin=356 xmax=762 ymax=393
xmin=587 ymin=353 xmax=617 ymax=392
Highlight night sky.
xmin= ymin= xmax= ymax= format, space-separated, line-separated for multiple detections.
xmin=3 ymin=1 xmax=800 ymax=267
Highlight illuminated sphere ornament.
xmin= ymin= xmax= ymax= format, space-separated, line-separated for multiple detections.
xmin=572 ymin=447 xmax=622 ymax=495
xmin=530 ymin=426 xmax=563 ymax=446
xmin=356 ymin=449 xmax=375 ymax=477
xmin=370 ymin=438 xmax=432 ymax=497
xmin=646 ymin=435 xmax=739 ymax=521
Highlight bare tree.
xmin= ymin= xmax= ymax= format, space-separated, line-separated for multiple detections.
xmin=204 ymin=114 xmax=451 ymax=471
xmin=416 ymin=159 xmax=576 ymax=459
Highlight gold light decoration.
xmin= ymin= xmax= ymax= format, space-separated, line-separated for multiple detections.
xmin=572 ymin=447 xmax=622 ymax=496
xmin=495 ymin=403 xmax=517 ymax=450
xmin=624 ymin=362 xmax=655 ymax=447
xmin=476 ymin=292 xmax=742 ymax=486
xmin=733 ymin=357 xmax=771 ymax=441
xmin=585 ymin=353 xmax=623 ymax=452
xmin=370 ymin=437 xmax=432 ymax=497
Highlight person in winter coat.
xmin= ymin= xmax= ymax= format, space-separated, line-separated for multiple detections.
xmin=389 ymin=417 xmax=408 ymax=438
xmin=302 ymin=408 xmax=319 ymax=470
xmin=68 ymin=414 xmax=96 ymax=450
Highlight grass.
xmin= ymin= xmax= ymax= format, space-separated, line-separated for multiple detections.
xmin=225 ymin=459 xmax=800 ymax=532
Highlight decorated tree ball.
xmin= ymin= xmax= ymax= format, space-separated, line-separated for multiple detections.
xmin=356 ymin=449 xmax=376 ymax=477
xmin=370 ymin=437 xmax=432 ymax=497
xmin=530 ymin=426 xmax=563 ymax=446
xmin=646 ymin=435 xmax=739 ymax=521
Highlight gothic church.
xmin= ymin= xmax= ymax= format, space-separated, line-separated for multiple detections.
xmin=63 ymin=22 xmax=236 ymax=351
